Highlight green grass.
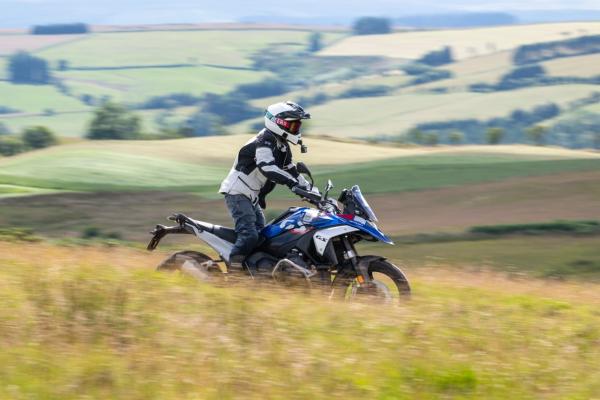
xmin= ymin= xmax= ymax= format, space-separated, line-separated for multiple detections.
xmin=0 ymin=148 xmax=229 ymax=191
xmin=309 ymin=156 xmax=600 ymax=195
xmin=0 ymin=111 xmax=92 ymax=137
xmin=36 ymin=30 xmax=343 ymax=68
xmin=1 ymin=240 xmax=600 ymax=399
xmin=0 ymin=82 xmax=88 ymax=114
xmin=57 ymin=66 xmax=273 ymax=103
xmin=367 ymin=235 xmax=600 ymax=279
xmin=2 ymin=142 xmax=599 ymax=195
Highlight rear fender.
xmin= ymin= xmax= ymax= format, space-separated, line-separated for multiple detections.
xmin=147 ymin=224 xmax=189 ymax=251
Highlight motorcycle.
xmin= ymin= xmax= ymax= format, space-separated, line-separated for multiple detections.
xmin=147 ymin=163 xmax=410 ymax=303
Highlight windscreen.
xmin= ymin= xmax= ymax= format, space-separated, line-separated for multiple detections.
xmin=351 ymin=185 xmax=378 ymax=222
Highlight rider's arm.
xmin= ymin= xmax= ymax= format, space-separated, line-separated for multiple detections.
xmin=256 ymin=138 xmax=298 ymax=188
xmin=285 ymin=162 xmax=310 ymax=188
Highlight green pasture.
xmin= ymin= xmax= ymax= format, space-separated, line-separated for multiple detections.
xmin=57 ymin=66 xmax=273 ymax=103
xmin=0 ymin=82 xmax=88 ymax=114
xmin=368 ymin=235 xmax=600 ymax=280
xmin=0 ymin=111 xmax=91 ymax=136
xmin=310 ymin=156 xmax=600 ymax=195
xmin=36 ymin=30 xmax=344 ymax=68
xmin=2 ymin=140 xmax=599 ymax=195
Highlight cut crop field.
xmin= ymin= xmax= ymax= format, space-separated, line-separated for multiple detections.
xmin=542 ymin=53 xmax=600 ymax=78
xmin=300 ymin=84 xmax=600 ymax=138
xmin=319 ymin=22 xmax=600 ymax=61
xmin=1 ymin=240 xmax=600 ymax=399
xmin=36 ymin=30 xmax=344 ymax=68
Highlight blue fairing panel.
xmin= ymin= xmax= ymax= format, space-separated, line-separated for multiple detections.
xmin=262 ymin=207 xmax=393 ymax=245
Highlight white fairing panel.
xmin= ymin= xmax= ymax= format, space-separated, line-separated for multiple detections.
xmin=313 ymin=226 xmax=359 ymax=256
xmin=189 ymin=224 xmax=234 ymax=261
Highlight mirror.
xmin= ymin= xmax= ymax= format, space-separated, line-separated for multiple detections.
xmin=323 ymin=179 xmax=333 ymax=199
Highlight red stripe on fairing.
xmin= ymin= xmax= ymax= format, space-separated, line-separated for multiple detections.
xmin=337 ymin=214 xmax=354 ymax=220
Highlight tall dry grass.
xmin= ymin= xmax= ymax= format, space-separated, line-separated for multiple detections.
xmin=1 ymin=241 xmax=600 ymax=399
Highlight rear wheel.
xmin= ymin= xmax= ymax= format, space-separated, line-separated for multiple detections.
xmin=336 ymin=258 xmax=410 ymax=304
xmin=156 ymin=251 xmax=223 ymax=282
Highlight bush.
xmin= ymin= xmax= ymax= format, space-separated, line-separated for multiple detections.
xmin=139 ymin=93 xmax=200 ymax=110
xmin=181 ymin=112 xmax=225 ymax=137
xmin=410 ymin=69 xmax=452 ymax=84
xmin=0 ymin=136 xmax=25 ymax=156
xmin=21 ymin=126 xmax=57 ymax=149
xmin=308 ymin=32 xmax=323 ymax=53
xmin=235 ymin=79 xmax=289 ymax=99
xmin=201 ymin=93 xmax=260 ymax=124
xmin=31 ymin=23 xmax=88 ymax=35
xmin=0 ymin=106 xmax=19 ymax=115
xmin=418 ymin=47 xmax=453 ymax=66
xmin=87 ymin=102 xmax=141 ymax=140
xmin=485 ymin=127 xmax=504 ymax=144
xmin=469 ymin=221 xmax=600 ymax=235
xmin=8 ymin=51 xmax=51 ymax=84
xmin=338 ymin=85 xmax=391 ymax=99
xmin=352 ymin=17 xmax=392 ymax=35
xmin=0 ymin=227 xmax=41 ymax=242
xmin=514 ymin=34 xmax=600 ymax=65
xmin=503 ymin=64 xmax=546 ymax=81
xmin=526 ymin=125 xmax=548 ymax=146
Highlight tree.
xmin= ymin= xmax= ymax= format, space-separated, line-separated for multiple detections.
xmin=182 ymin=112 xmax=225 ymax=137
xmin=87 ymin=102 xmax=141 ymax=140
xmin=21 ymin=126 xmax=57 ymax=149
xmin=486 ymin=127 xmax=504 ymax=145
xmin=418 ymin=46 xmax=453 ymax=66
xmin=202 ymin=93 xmax=260 ymax=124
xmin=0 ymin=136 xmax=24 ymax=156
xmin=449 ymin=131 xmax=464 ymax=145
xmin=8 ymin=52 xmax=51 ymax=84
xmin=424 ymin=132 xmax=439 ymax=146
xmin=308 ymin=32 xmax=323 ymax=52
xmin=526 ymin=125 xmax=548 ymax=146
xmin=352 ymin=17 xmax=391 ymax=35
xmin=406 ymin=128 xmax=424 ymax=144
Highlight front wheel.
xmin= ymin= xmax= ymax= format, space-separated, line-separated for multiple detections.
xmin=335 ymin=258 xmax=411 ymax=304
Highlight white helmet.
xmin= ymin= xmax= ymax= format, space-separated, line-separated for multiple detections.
xmin=264 ymin=101 xmax=311 ymax=145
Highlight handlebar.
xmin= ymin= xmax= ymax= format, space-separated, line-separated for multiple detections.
xmin=292 ymin=185 xmax=340 ymax=213
xmin=292 ymin=186 xmax=322 ymax=203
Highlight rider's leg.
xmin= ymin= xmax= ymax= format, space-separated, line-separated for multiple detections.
xmin=254 ymin=202 xmax=265 ymax=232
xmin=225 ymin=194 xmax=259 ymax=268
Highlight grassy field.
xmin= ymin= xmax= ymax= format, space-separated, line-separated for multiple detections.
xmin=1 ymin=240 xmax=600 ymax=398
xmin=367 ymin=236 xmax=600 ymax=279
xmin=36 ymin=30 xmax=344 ymax=68
xmin=56 ymin=66 xmax=273 ymax=103
xmin=0 ymin=33 xmax=85 ymax=56
xmin=319 ymin=22 xmax=600 ymax=60
xmin=1 ymin=136 xmax=598 ymax=194
xmin=0 ymin=82 xmax=88 ymax=114
xmin=288 ymin=84 xmax=600 ymax=139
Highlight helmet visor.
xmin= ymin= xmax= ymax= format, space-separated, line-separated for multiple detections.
xmin=288 ymin=120 xmax=301 ymax=135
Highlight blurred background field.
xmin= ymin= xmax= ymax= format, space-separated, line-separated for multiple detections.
xmin=1 ymin=2 xmax=600 ymax=398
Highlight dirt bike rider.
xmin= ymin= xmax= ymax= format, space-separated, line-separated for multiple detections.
xmin=219 ymin=101 xmax=316 ymax=270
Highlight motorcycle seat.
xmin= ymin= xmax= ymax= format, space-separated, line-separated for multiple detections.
xmin=188 ymin=218 xmax=238 ymax=243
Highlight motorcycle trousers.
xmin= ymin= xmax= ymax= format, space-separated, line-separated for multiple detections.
xmin=224 ymin=194 xmax=265 ymax=258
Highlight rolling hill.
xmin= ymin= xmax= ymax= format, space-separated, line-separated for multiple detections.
xmin=318 ymin=22 xmax=600 ymax=60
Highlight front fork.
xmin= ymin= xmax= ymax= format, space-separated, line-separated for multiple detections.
xmin=338 ymin=236 xmax=370 ymax=285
